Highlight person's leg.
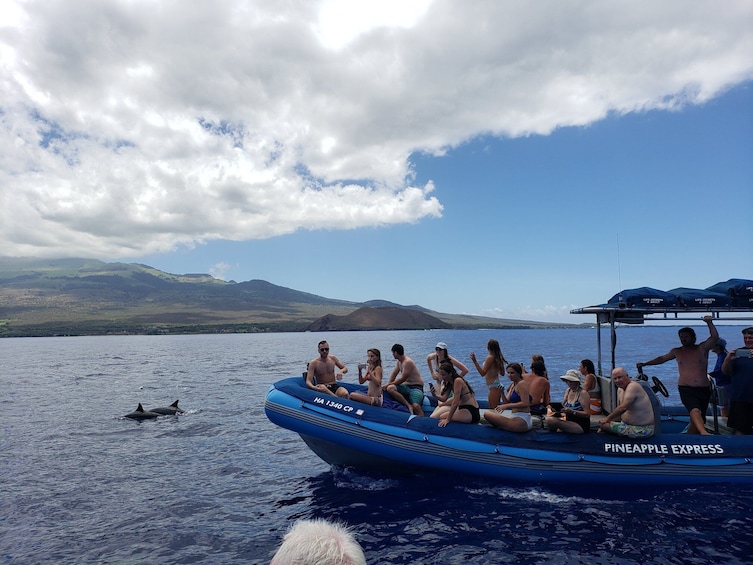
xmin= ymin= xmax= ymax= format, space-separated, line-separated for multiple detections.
xmin=688 ymin=408 xmax=710 ymax=435
xmin=488 ymin=387 xmax=501 ymax=410
xmin=386 ymin=385 xmax=413 ymax=414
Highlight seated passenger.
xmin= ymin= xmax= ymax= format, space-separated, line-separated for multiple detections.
xmin=432 ymin=361 xmax=481 ymax=426
xmin=525 ymin=361 xmax=550 ymax=417
xmin=547 ymin=370 xmax=591 ymax=434
xmin=428 ymin=377 xmax=453 ymax=406
xmin=530 ymin=354 xmax=548 ymax=378
xmin=384 ymin=343 xmax=425 ymax=416
xmin=349 ymin=348 xmax=384 ymax=407
xmin=599 ymin=367 xmax=655 ymax=438
xmin=484 ymin=362 xmax=532 ymax=432
xmin=306 ymin=340 xmax=349 ymax=398
xmin=580 ymin=358 xmax=601 ymax=415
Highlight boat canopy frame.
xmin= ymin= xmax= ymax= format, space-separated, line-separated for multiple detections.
xmin=570 ymin=304 xmax=753 ymax=377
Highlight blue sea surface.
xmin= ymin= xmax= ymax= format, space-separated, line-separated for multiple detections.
xmin=2 ymin=328 xmax=752 ymax=564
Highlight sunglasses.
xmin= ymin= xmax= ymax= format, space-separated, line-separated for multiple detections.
xmin=319 ymin=347 xmax=329 ymax=352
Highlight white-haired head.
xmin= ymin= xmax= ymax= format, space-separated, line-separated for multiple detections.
xmin=270 ymin=518 xmax=366 ymax=565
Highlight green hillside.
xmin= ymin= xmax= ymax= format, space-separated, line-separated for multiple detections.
xmin=0 ymin=257 xmax=570 ymax=336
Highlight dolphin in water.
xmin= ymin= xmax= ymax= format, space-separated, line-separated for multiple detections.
xmin=148 ymin=400 xmax=184 ymax=415
xmin=124 ymin=403 xmax=161 ymax=420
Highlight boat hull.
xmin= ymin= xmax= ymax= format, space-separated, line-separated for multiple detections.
xmin=265 ymin=378 xmax=753 ymax=487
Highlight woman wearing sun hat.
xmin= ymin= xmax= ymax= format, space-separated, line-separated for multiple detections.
xmin=546 ymin=370 xmax=592 ymax=434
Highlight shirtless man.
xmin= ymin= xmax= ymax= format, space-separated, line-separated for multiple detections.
xmin=384 ymin=343 xmax=425 ymax=415
xmin=306 ymin=340 xmax=349 ymax=398
xmin=637 ymin=316 xmax=718 ymax=435
xmin=599 ymin=367 xmax=655 ymax=438
xmin=524 ymin=361 xmax=551 ymax=418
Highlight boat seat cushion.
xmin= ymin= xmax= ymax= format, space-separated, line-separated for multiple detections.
xmin=597 ymin=375 xmax=615 ymax=414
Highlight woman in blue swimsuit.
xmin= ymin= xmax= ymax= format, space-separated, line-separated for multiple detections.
xmin=547 ymin=370 xmax=591 ymax=434
xmin=484 ymin=363 xmax=532 ymax=432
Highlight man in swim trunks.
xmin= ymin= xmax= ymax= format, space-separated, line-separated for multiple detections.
xmin=599 ymin=367 xmax=655 ymax=438
xmin=384 ymin=343 xmax=425 ymax=415
xmin=306 ymin=340 xmax=349 ymax=398
xmin=637 ymin=316 xmax=718 ymax=435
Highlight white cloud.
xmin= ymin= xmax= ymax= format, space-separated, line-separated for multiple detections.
xmin=479 ymin=305 xmax=579 ymax=325
xmin=209 ymin=261 xmax=234 ymax=281
xmin=1 ymin=0 xmax=751 ymax=258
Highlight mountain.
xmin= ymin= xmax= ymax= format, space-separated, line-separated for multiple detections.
xmin=0 ymin=257 xmax=568 ymax=336
xmin=306 ymin=307 xmax=451 ymax=331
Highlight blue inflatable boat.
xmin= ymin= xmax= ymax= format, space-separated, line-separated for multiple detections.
xmin=265 ymin=280 xmax=753 ymax=487
xmin=265 ymin=376 xmax=753 ymax=487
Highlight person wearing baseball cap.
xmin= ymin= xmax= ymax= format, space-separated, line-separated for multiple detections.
xmin=426 ymin=341 xmax=468 ymax=381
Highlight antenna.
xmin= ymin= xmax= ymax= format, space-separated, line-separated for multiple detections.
xmin=617 ymin=234 xmax=624 ymax=304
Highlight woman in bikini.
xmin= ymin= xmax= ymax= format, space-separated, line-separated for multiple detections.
xmin=350 ymin=348 xmax=384 ymax=407
xmin=470 ymin=338 xmax=508 ymax=409
xmin=432 ymin=361 xmax=480 ymax=426
xmin=484 ymin=362 xmax=532 ymax=432
xmin=580 ymin=358 xmax=601 ymax=415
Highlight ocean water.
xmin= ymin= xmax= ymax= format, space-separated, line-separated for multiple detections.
xmin=2 ymin=327 xmax=753 ymax=564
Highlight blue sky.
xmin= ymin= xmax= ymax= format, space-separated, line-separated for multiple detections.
xmin=1 ymin=1 xmax=752 ymax=323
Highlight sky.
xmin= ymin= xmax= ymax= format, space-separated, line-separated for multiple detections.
xmin=1 ymin=0 xmax=752 ymax=324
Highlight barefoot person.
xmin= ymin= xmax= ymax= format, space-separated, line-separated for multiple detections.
xmin=470 ymin=338 xmax=508 ymax=409
xmin=306 ymin=340 xmax=349 ymax=398
xmin=384 ymin=343 xmax=425 ymax=415
xmin=599 ymin=367 xmax=655 ymax=438
xmin=637 ymin=316 xmax=718 ymax=435
xmin=432 ymin=361 xmax=481 ymax=426
xmin=350 ymin=348 xmax=384 ymax=407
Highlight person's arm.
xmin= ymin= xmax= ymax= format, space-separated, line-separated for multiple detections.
xmin=700 ymin=316 xmax=719 ymax=352
xmin=637 ymin=351 xmax=675 ymax=370
xmin=583 ymin=373 xmax=596 ymax=392
xmin=358 ymin=364 xmax=369 ymax=384
xmin=600 ymin=384 xmax=637 ymax=423
xmin=470 ymin=352 xmax=487 ymax=376
xmin=331 ymin=355 xmax=347 ymax=380
xmin=384 ymin=365 xmax=400 ymax=388
xmin=450 ymin=356 xmax=469 ymax=377
xmin=426 ymin=353 xmax=437 ymax=379
xmin=392 ymin=362 xmax=410 ymax=386
xmin=439 ymin=379 xmax=464 ymax=426
xmin=721 ymin=350 xmax=737 ymax=376
xmin=306 ymin=359 xmax=318 ymax=390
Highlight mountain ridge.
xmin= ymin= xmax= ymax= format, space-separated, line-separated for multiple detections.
xmin=0 ymin=257 xmax=574 ymax=336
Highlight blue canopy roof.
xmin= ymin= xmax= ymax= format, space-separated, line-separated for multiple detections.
xmin=572 ymin=278 xmax=753 ymax=322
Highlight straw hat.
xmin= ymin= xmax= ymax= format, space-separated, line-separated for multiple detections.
xmin=560 ymin=369 xmax=581 ymax=383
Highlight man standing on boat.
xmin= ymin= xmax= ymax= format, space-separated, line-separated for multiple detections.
xmin=384 ymin=343 xmax=425 ymax=416
xmin=636 ymin=316 xmax=718 ymax=435
xmin=599 ymin=367 xmax=655 ymax=438
xmin=306 ymin=340 xmax=349 ymax=398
